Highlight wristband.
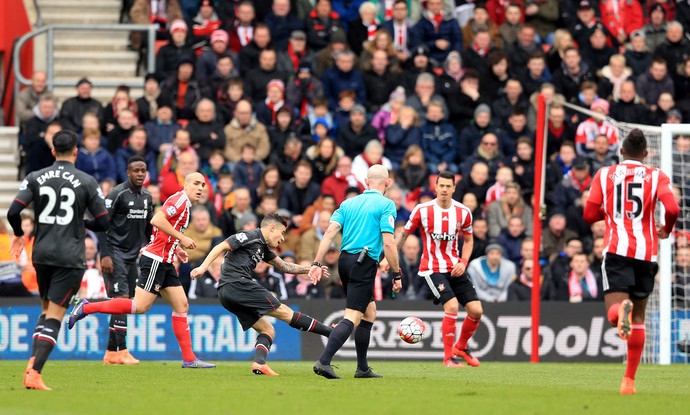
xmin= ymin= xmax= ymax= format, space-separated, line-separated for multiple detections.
xmin=392 ymin=270 xmax=402 ymax=280
xmin=312 ymin=261 xmax=322 ymax=267
xmin=459 ymin=258 xmax=468 ymax=267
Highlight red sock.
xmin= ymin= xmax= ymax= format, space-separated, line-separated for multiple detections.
xmin=172 ymin=312 xmax=196 ymax=362
xmin=84 ymin=298 xmax=135 ymax=315
xmin=624 ymin=324 xmax=645 ymax=379
xmin=455 ymin=316 xmax=480 ymax=350
xmin=442 ymin=313 xmax=457 ymax=362
xmin=607 ymin=304 xmax=620 ymax=326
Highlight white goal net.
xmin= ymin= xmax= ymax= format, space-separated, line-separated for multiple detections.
xmin=549 ymin=100 xmax=689 ymax=364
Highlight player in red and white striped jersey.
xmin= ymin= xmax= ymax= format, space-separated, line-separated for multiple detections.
xmin=584 ymin=128 xmax=679 ymax=394
xmin=398 ymin=171 xmax=483 ymax=368
xmin=69 ymin=173 xmax=216 ymax=368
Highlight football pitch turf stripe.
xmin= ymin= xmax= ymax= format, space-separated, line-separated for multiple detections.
xmin=2 ymin=361 xmax=689 ymax=415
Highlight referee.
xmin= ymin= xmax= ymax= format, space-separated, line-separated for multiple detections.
xmin=309 ymin=165 xmax=403 ymax=379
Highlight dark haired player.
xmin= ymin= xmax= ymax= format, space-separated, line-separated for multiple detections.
xmin=7 ymin=130 xmax=109 ymax=390
xmin=584 ymin=128 xmax=679 ymax=395
xmin=191 ymin=213 xmax=333 ymax=376
xmin=97 ymin=155 xmax=153 ymax=365
xmin=69 ymin=172 xmax=215 ymax=369
xmin=397 ymin=170 xmax=482 ymax=368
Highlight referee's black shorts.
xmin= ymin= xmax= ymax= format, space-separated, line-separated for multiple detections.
xmin=338 ymin=252 xmax=377 ymax=313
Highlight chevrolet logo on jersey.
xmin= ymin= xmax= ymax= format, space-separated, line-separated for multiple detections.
xmin=430 ymin=233 xmax=456 ymax=241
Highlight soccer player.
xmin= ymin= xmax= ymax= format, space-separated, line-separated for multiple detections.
xmin=69 ymin=172 xmax=216 ymax=369
xmin=189 ymin=214 xmax=333 ymax=376
xmin=397 ymin=171 xmax=482 ymax=368
xmin=584 ymin=128 xmax=679 ymax=395
xmin=309 ymin=165 xmax=403 ymax=379
xmin=98 ymin=156 xmax=153 ymax=365
xmin=7 ymin=130 xmax=109 ymax=390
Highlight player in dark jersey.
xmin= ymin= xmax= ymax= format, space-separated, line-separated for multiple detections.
xmin=190 ymin=214 xmax=333 ymax=376
xmin=584 ymin=129 xmax=679 ymax=395
xmin=7 ymin=130 xmax=109 ymax=390
xmin=69 ymin=172 xmax=215 ymax=368
xmin=98 ymin=156 xmax=153 ymax=365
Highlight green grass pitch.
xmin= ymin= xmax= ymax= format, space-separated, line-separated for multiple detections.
xmin=2 ymin=361 xmax=689 ymax=415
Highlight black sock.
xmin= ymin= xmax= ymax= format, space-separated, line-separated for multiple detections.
xmin=319 ymin=319 xmax=354 ymax=366
xmin=254 ymin=333 xmax=272 ymax=364
xmin=355 ymin=320 xmax=373 ymax=372
xmin=115 ymin=314 xmax=127 ymax=350
xmin=33 ymin=318 xmax=60 ymax=373
xmin=289 ymin=312 xmax=333 ymax=337
xmin=107 ymin=315 xmax=118 ymax=351
xmin=31 ymin=314 xmax=46 ymax=357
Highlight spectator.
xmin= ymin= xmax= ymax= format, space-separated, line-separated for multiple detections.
xmin=336 ymin=104 xmax=378 ymax=158
xmin=599 ymin=54 xmax=633 ymax=102
xmin=462 ymin=5 xmax=503 ymax=51
xmin=145 ymin=99 xmax=180 ymax=156
xmin=586 ymin=134 xmax=619 ymax=174
xmin=158 ymin=151 xmax=203 ymax=200
xmin=244 ymin=49 xmax=287 ymax=104
xmin=462 ymin=132 xmax=506 ymax=181
xmin=321 ymin=156 xmax=364 ymax=206
xmin=219 ymin=187 xmax=254 ymax=236
xmin=207 ymin=56 xmax=239 ymax=100
xmin=277 ymin=30 xmax=312 ymax=76
xmin=238 ymin=23 xmax=273 ymax=76
xmin=298 ymin=194 xmax=337 ymax=234
xmin=624 ymin=30 xmax=653 ymax=77
xmin=306 ymin=0 xmax=344 ymax=51
xmin=348 ymin=1 xmax=380 ymax=56
xmin=480 ymin=51 xmax=510 ymax=105
xmin=194 ymin=256 xmax=222 ymax=298
xmin=307 ymin=137 xmax=342 ymax=184
xmin=256 ymin=164 xmax=283 ymax=202
xmin=599 ymin=0 xmax=644 ymax=44
xmin=636 ymin=57 xmax=675 ymax=109
xmin=673 ymin=245 xmax=690 ymax=308
xmin=509 ymin=137 xmax=535 ymax=202
xmin=571 ymin=1 xmax=619 ymax=50
xmin=399 ymin=44 xmax=434 ymax=94
xmin=227 ymin=1 xmax=256 ymax=54
xmin=458 ymin=104 xmax=500 ymax=164
xmin=156 ymin=19 xmax=194 ymax=80
xmin=386 ymin=186 xmax=411 ymax=225
xmin=552 ymin=47 xmax=596 ymax=103
xmin=351 ymin=139 xmax=393 ymax=183
xmin=574 ymin=98 xmax=618 ymax=156
xmin=105 ymin=108 xmax=136 ymax=153
xmin=507 ymin=258 xmax=550 ymax=301
xmin=129 ymin=0 xmax=182 ymax=50
xmin=583 ymin=24 xmax=617 ymax=74
xmin=499 ymin=2 xmax=524 ymax=46
xmin=196 ymin=28 xmax=235 ymax=82
xmin=78 ymin=236 xmax=107 ymax=300
xmin=397 ymin=233 xmax=427 ymax=300
xmin=16 ymin=71 xmax=49 ymax=132
xmin=643 ymin=4 xmax=669 ymax=53
xmin=395 ymin=144 xmax=428 ymax=191
xmin=269 ymin=135 xmax=305 ymax=182
xmin=461 ymin=192 xmax=483 ymax=220
xmin=298 ymin=211 xmax=342 ymax=263
xmin=26 ymin=122 xmax=59 ymax=174
xmin=655 ymin=21 xmax=690 ymax=77
xmin=467 ymin=242 xmax=517 ymax=303
xmin=545 ymin=140 xmax=578 ymax=199
xmin=256 ymin=80 xmax=287 ymax=127
xmin=59 ymin=78 xmax=104 ymax=133
xmin=160 ymin=56 xmax=211 ymax=122
xmin=76 ymin=128 xmax=117 ymax=182
xmin=441 ymin=56 xmax=478 ymax=133
xmin=115 ymin=127 xmax=158 ymax=183
xmin=223 ymin=100 xmax=270 ymax=163
xmin=519 ymin=52 xmax=551 ymax=99
xmin=541 ymin=210 xmax=578 ymax=263
xmin=103 ymin=85 xmax=139 ymax=134
xmin=420 ymin=100 xmax=457 ymax=174
xmin=286 ymin=62 xmax=325 ymax=120
xmin=492 ymin=79 xmax=529 ymax=131
xmin=265 ymin=0 xmax=304 ymax=50
xmin=24 ymin=95 xmax=59 ymax=153
xmin=136 ymin=74 xmax=161 ymax=125
xmin=184 ymin=206 xmax=223 ymax=266
xmin=553 ymin=157 xmax=591 ymax=212
xmin=380 ymin=0 xmax=415 ymax=66
xmin=187 ymin=99 xmax=226 ymax=163
xmin=414 ymin=0 xmax=463 ymax=63
xmin=232 ymin=144 xmax=264 ymax=196
xmin=322 ymin=50 xmax=367 ymax=111
xmin=201 ymin=150 xmax=231 ymax=194
xmin=461 ymin=29 xmax=495 ymax=72
xmin=543 ymin=102 xmax=575 ymax=158
xmin=268 ymin=107 xmax=302 ymax=152
xmin=216 ymin=77 xmax=245 ymax=125
xmin=406 ymin=72 xmax=448 ymax=125
xmin=279 ymin=160 xmax=321 ymax=222
xmin=371 ymin=86 xmax=406 ymax=142
xmin=546 ymin=29 xmax=574 ymax=73
xmin=498 ymin=216 xmax=528 ymax=267
xmin=486 ymin=182 xmax=533 ymax=238
xmin=384 ymin=105 xmax=421 ymax=169
xmin=253 ymin=261 xmax=289 ymax=300
xmin=551 ymin=252 xmax=602 ymax=302
xmin=469 ymin=217 xmax=489 ymax=261
xmin=505 ymin=25 xmax=540 ymax=78
xmin=453 ymin=161 xmax=491 ymax=206
xmin=525 ymin=0 xmax=559 ymax=43
xmin=484 ymin=165 xmax=514 ymax=207
xmin=363 ymin=49 xmax=401 ymax=113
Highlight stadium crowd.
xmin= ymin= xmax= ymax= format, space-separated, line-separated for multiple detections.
xmin=4 ymin=0 xmax=690 ymax=306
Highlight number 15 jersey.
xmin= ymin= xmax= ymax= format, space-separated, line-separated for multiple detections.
xmin=588 ymin=160 xmax=673 ymax=262
xmin=14 ymin=161 xmax=108 ymax=269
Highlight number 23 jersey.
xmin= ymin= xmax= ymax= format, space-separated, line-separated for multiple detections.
xmin=588 ymin=160 xmax=673 ymax=262
xmin=14 ymin=161 xmax=107 ymax=268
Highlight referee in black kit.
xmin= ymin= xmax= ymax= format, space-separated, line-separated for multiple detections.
xmin=309 ymin=164 xmax=403 ymax=379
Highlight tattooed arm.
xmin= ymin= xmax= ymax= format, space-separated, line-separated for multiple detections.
xmin=268 ymin=257 xmax=311 ymax=274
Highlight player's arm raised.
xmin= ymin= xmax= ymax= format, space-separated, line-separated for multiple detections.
xmin=308 ymin=221 xmax=342 ymax=284
xmin=150 ymin=210 xmax=196 ymax=250
xmin=190 ymin=240 xmax=231 ymax=279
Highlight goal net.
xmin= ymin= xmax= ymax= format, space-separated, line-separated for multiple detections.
xmin=542 ymin=98 xmax=689 ymax=365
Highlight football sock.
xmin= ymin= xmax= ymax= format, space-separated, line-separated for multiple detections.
xmin=319 ymin=319 xmax=354 ymax=366
xmin=354 ymin=320 xmax=373 ymax=371
xmin=442 ymin=313 xmax=457 ymax=362
xmin=607 ymin=304 xmax=620 ymax=326
xmin=172 ymin=312 xmax=196 ymax=362
xmin=115 ymin=314 xmax=128 ymax=350
xmin=31 ymin=314 xmax=46 ymax=357
xmin=289 ymin=312 xmax=333 ymax=337
xmin=33 ymin=318 xmax=60 ymax=373
xmin=84 ymin=298 xmax=136 ymax=315
xmin=455 ymin=315 xmax=481 ymax=351
xmin=254 ymin=333 xmax=273 ymax=364
xmin=624 ymin=324 xmax=645 ymax=380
